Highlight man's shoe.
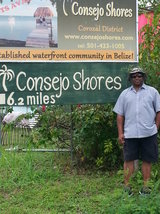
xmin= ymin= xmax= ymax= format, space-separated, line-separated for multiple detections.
xmin=124 ymin=186 xmax=133 ymax=197
xmin=139 ymin=186 xmax=151 ymax=196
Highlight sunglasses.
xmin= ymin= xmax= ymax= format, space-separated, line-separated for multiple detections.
xmin=131 ymin=74 xmax=143 ymax=79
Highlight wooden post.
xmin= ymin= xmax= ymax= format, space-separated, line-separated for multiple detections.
xmin=0 ymin=107 xmax=3 ymax=146
xmin=51 ymin=19 xmax=53 ymax=41
xmin=70 ymin=105 xmax=74 ymax=164
xmin=0 ymin=113 xmax=1 ymax=145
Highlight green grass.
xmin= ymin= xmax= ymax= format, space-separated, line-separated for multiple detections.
xmin=0 ymin=148 xmax=160 ymax=214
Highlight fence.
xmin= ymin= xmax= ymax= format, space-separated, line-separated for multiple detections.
xmin=0 ymin=108 xmax=38 ymax=147
xmin=1 ymin=124 xmax=31 ymax=147
xmin=0 ymin=108 xmax=72 ymax=155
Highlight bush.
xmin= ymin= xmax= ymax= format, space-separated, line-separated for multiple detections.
xmin=28 ymin=106 xmax=71 ymax=149
xmin=72 ymin=104 xmax=123 ymax=170
xmin=139 ymin=4 xmax=160 ymax=90
xmin=28 ymin=104 xmax=122 ymax=170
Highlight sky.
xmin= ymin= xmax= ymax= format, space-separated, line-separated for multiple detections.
xmin=0 ymin=0 xmax=57 ymax=16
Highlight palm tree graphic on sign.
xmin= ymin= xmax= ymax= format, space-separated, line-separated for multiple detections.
xmin=0 ymin=64 xmax=15 ymax=92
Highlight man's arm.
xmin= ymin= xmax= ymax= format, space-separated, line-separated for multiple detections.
xmin=155 ymin=111 xmax=160 ymax=130
xmin=117 ymin=114 xmax=125 ymax=145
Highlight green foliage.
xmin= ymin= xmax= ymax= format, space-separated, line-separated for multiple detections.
xmin=72 ymin=104 xmax=123 ymax=169
xmin=138 ymin=0 xmax=160 ymax=13
xmin=28 ymin=105 xmax=122 ymax=170
xmin=29 ymin=106 xmax=71 ymax=149
xmin=139 ymin=3 xmax=160 ymax=90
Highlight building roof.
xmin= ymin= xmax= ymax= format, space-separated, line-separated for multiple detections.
xmin=34 ymin=7 xmax=53 ymax=17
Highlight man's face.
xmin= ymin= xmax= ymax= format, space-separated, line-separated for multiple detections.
xmin=130 ymin=72 xmax=144 ymax=87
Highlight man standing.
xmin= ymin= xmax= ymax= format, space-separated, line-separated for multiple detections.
xmin=113 ymin=67 xmax=160 ymax=195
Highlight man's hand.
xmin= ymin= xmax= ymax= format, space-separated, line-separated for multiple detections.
xmin=117 ymin=114 xmax=125 ymax=145
xmin=118 ymin=133 xmax=125 ymax=145
xmin=155 ymin=111 xmax=160 ymax=130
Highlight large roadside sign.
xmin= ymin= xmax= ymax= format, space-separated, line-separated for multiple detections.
xmin=0 ymin=0 xmax=138 ymax=106
xmin=0 ymin=62 xmax=133 ymax=106
xmin=0 ymin=0 xmax=138 ymax=62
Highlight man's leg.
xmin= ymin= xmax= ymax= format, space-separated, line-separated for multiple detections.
xmin=139 ymin=161 xmax=152 ymax=195
xmin=124 ymin=161 xmax=134 ymax=186
xmin=142 ymin=161 xmax=151 ymax=186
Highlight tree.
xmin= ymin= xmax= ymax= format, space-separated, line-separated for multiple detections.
xmin=138 ymin=0 xmax=160 ymax=13
xmin=138 ymin=0 xmax=160 ymax=89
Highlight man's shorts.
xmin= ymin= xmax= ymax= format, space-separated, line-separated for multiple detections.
xmin=123 ymin=134 xmax=158 ymax=163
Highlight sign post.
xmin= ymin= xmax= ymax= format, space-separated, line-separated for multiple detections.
xmin=0 ymin=113 xmax=1 ymax=146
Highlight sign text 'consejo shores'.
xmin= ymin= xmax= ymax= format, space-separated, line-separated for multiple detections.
xmin=0 ymin=65 xmax=122 ymax=106
xmin=63 ymin=1 xmax=133 ymax=21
